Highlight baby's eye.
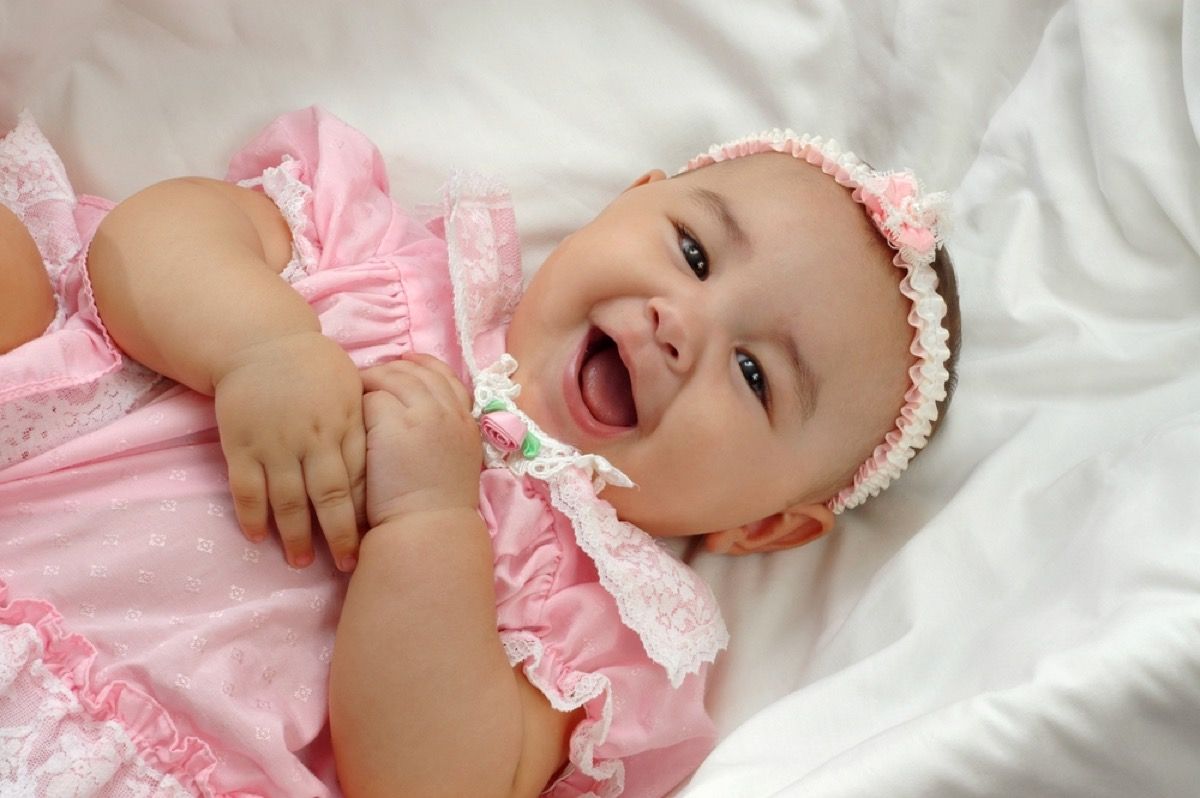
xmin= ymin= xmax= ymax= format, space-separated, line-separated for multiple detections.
xmin=737 ymin=351 xmax=768 ymax=407
xmin=676 ymin=225 xmax=709 ymax=280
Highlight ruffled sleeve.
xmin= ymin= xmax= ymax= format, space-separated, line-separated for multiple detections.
xmin=226 ymin=106 xmax=426 ymax=273
xmin=225 ymin=107 xmax=459 ymax=370
xmin=480 ymin=470 xmax=718 ymax=798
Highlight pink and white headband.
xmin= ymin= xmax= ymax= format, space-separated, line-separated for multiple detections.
xmin=679 ymin=131 xmax=952 ymax=514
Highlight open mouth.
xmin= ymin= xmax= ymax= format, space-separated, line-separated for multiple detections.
xmin=577 ymin=327 xmax=638 ymax=429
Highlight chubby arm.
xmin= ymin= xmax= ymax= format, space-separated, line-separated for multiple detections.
xmin=332 ymin=512 xmax=579 ymax=797
xmin=87 ymin=178 xmax=365 ymax=569
xmin=87 ymin=177 xmax=306 ymax=393
xmin=331 ymin=357 xmax=582 ymax=798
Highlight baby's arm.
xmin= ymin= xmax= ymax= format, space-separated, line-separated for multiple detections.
xmin=0 ymin=203 xmax=55 ymax=352
xmin=88 ymin=178 xmax=300 ymax=391
xmin=88 ymin=179 xmax=364 ymax=568
xmin=331 ymin=356 xmax=581 ymax=797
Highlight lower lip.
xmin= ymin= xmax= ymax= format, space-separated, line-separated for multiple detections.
xmin=561 ymin=329 xmax=630 ymax=439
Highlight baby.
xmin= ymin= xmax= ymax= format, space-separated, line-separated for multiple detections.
xmin=0 ymin=108 xmax=959 ymax=797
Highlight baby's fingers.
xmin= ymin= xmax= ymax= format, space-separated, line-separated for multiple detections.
xmin=342 ymin=420 xmax=368 ymax=531
xmin=266 ymin=459 xmax=314 ymax=568
xmin=303 ymin=447 xmax=360 ymax=573
xmin=399 ymin=353 xmax=473 ymax=410
xmin=226 ymin=454 xmax=269 ymax=543
xmin=360 ymin=361 xmax=423 ymax=400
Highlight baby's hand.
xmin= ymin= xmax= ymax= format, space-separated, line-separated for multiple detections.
xmin=213 ymin=332 xmax=366 ymax=571
xmin=360 ymin=354 xmax=481 ymax=528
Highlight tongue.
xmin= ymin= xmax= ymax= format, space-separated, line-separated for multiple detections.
xmin=580 ymin=345 xmax=636 ymax=427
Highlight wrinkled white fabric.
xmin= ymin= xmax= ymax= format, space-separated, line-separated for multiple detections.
xmin=688 ymin=2 xmax=1200 ymax=796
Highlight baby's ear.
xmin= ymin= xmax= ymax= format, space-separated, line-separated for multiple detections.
xmin=624 ymin=169 xmax=668 ymax=192
xmin=703 ymin=504 xmax=836 ymax=556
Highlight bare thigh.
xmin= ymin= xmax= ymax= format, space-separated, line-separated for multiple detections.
xmin=0 ymin=204 xmax=55 ymax=353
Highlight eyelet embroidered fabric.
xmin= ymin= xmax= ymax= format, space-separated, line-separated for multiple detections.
xmin=441 ymin=173 xmax=729 ymax=692
xmin=0 ymin=113 xmax=164 ymax=469
xmin=0 ymin=121 xmax=714 ymax=795
xmin=681 ymin=131 xmax=952 ymax=513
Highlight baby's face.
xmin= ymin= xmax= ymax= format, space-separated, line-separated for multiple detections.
xmin=507 ymin=153 xmax=912 ymax=539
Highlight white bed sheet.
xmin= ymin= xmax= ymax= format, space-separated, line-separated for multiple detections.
xmin=4 ymin=1 xmax=1199 ymax=795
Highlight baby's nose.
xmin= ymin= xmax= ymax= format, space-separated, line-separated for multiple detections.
xmin=648 ymin=297 xmax=700 ymax=374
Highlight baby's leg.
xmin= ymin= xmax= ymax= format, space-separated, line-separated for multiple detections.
xmin=0 ymin=203 xmax=55 ymax=353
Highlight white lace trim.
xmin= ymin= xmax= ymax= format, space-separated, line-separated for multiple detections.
xmin=441 ymin=170 xmax=524 ymax=375
xmin=0 ymin=111 xmax=76 ymax=331
xmin=236 ymin=154 xmax=317 ymax=283
xmin=0 ymin=359 xmax=165 ymax=469
xmin=0 ymin=112 xmax=165 ymax=467
xmin=500 ymin=631 xmax=622 ymax=798
xmin=440 ymin=172 xmax=728 ymax=687
xmin=0 ymin=623 xmax=193 ymax=798
xmin=548 ymin=472 xmax=729 ymax=687
xmin=0 ymin=110 xmax=78 ymax=282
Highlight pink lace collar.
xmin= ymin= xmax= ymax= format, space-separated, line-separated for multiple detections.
xmin=437 ymin=171 xmax=728 ymax=686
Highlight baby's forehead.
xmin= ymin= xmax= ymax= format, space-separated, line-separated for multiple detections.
xmin=677 ymin=152 xmax=890 ymax=262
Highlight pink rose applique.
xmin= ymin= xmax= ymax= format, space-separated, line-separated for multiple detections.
xmin=480 ymin=411 xmax=527 ymax=454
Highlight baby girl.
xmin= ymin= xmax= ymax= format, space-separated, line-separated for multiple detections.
xmin=0 ymin=107 xmax=958 ymax=797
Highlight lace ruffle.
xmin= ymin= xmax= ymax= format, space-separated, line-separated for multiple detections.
xmin=0 ymin=114 xmax=162 ymax=468
xmin=547 ymin=471 xmax=728 ymax=688
xmin=471 ymin=360 xmax=726 ymax=685
xmin=500 ymin=631 xmax=622 ymax=798
xmin=438 ymin=174 xmax=728 ymax=686
xmin=0 ymin=110 xmax=79 ymax=279
xmin=0 ymin=581 xmax=225 ymax=797
xmin=440 ymin=170 xmax=525 ymax=375
xmin=236 ymin=155 xmax=317 ymax=283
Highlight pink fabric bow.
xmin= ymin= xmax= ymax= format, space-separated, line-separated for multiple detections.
xmin=480 ymin=411 xmax=527 ymax=454
xmin=862 ymin=173 xmax=936 ymax=256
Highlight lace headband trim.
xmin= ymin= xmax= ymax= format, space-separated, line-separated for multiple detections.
xmin=679 ymin=131 xmax=951 ymax=513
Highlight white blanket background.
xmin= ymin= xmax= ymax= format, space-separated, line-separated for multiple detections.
xmin=3 ymin=1 xmax=1198 ymax=795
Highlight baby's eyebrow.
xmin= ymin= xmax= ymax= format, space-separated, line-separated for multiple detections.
xmin=689 ymin=187 xmax=751 ymax=251
xmin=774 ymin=329 xmax=819 ymax=421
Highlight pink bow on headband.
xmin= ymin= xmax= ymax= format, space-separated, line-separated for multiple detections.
xmin=860 ymin=173 xmax=937 ymax=257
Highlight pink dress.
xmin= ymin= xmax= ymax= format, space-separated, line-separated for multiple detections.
xmin=0 ymin=108 xmax=726 ymax=798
